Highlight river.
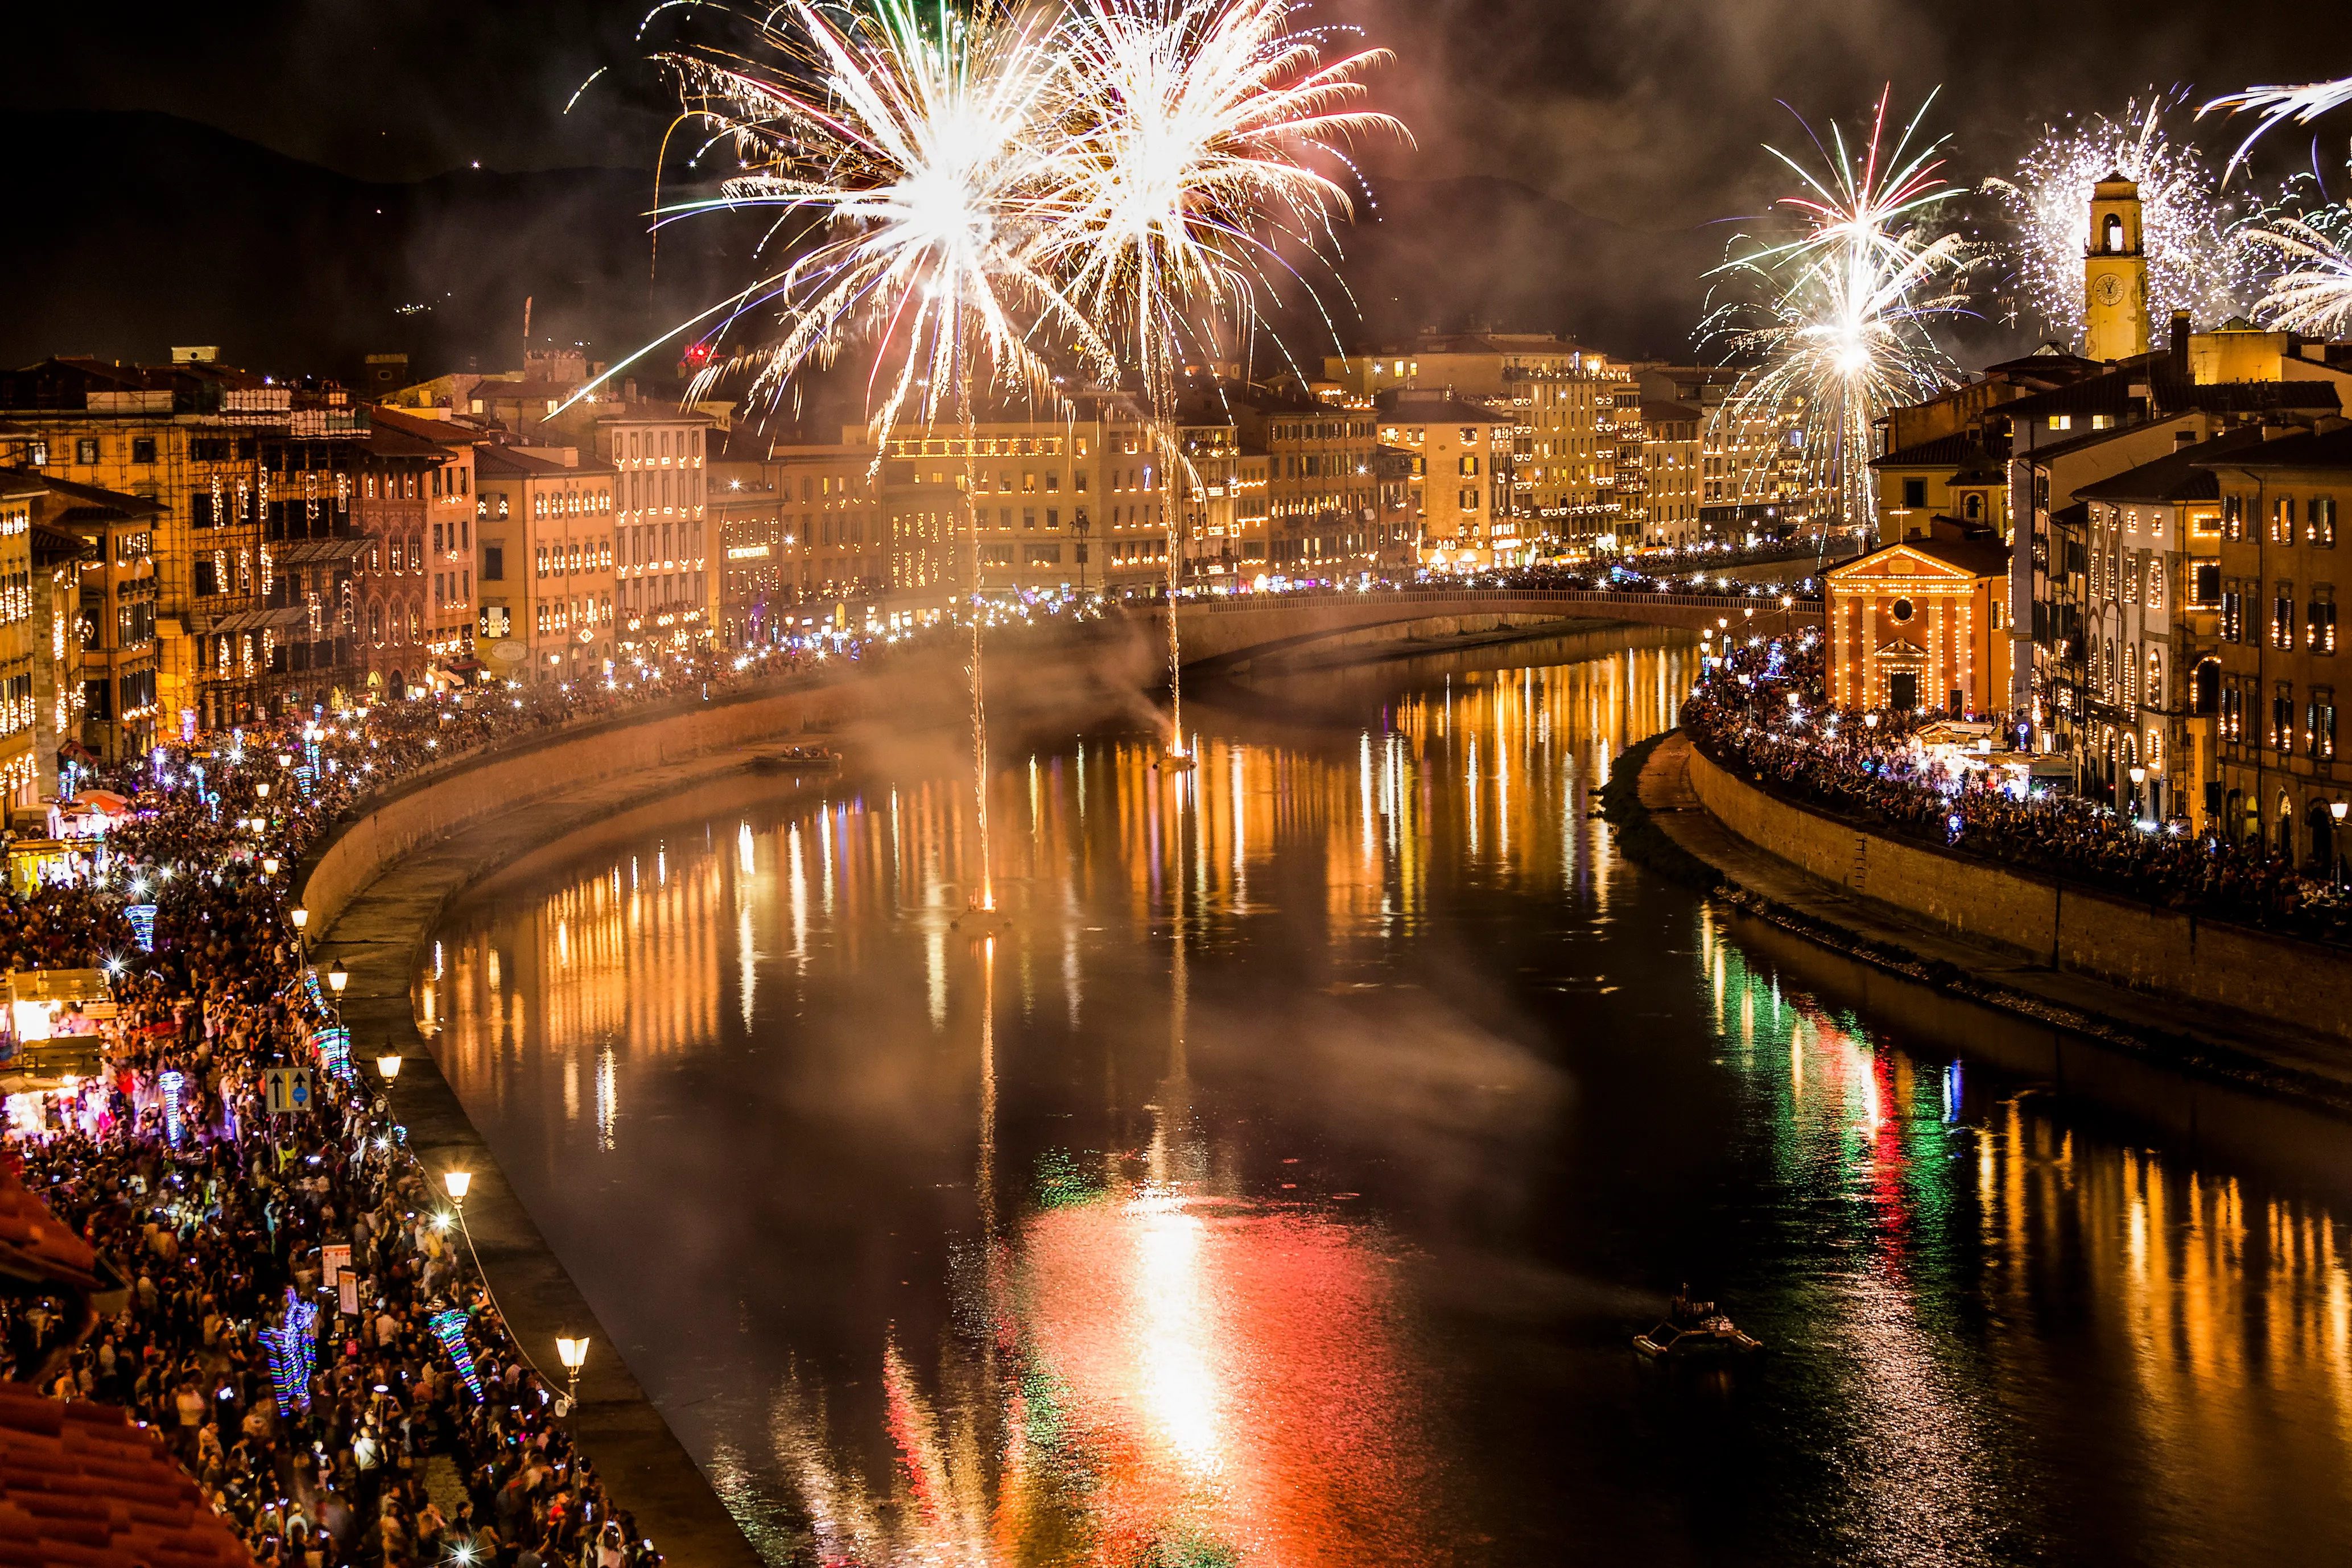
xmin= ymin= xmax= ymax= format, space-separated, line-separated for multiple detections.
xmin=419 ymin=629 xmax=2352 ymax=1567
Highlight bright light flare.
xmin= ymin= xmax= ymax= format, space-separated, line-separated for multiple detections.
xmin=1986 ymin=93 xmax=2266 ymax=343
xmin=1702 ymin=87 xmax=1972 ymax=537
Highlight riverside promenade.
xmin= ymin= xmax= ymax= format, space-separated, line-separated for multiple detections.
xmin=1620 ymin=729 xmax=2352 ymax=1181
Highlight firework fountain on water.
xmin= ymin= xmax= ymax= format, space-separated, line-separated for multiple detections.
xmin=639 ymin=0 xmax=1107 ymax=916
xmin=1702 ymin=88 xmax=1973 ymax=540
xmin=615 ymin=0 xmax=1397 ymax=884
xmin=1986 ymin=93 xmax=2267 ymax=345
xmin=1035 ymin=0 xmax=1404 ymax=758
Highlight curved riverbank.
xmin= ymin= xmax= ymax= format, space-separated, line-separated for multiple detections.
xmin=1608 ymin=729 xmax=2352 ymax=1180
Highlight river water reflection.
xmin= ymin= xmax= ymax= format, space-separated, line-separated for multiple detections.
xmin=423 ymin=631 xmax=2352 ymax=1566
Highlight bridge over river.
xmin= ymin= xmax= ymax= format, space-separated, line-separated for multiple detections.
xmin=1146 ymin=585 xmax=1823 ymax=671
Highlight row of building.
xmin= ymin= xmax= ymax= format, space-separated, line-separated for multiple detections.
xmin=1819 ymin=172 xmax=2352 ymax=867
xmin=0 ymin=318 xmax=1798 ymax=805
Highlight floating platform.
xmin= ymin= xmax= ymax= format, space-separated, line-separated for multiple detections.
xmin=743 ymin=744 xmax=841 ymax=775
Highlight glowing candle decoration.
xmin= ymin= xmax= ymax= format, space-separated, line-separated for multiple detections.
xmin=428 ymin=1308 xmax=487 ymax=1402
xmin=259 ymin=1288 xmax=319 ymax=1411
xmin=159 ymin=1068 xmax=184 ymax=1147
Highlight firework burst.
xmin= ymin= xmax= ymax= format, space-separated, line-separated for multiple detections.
xmin=1986 ymin=93 xmax=2266 ymax=344
xmin=2205 ymin=75 xmax=2352 ymax=174
xmin=1036 ymin=0 xmax=1404 ymax=753
xmin=2246 ymin=214 xmax=2352 ymax=336
xmin=1703 ymin=88 xmax=1973 ymax=537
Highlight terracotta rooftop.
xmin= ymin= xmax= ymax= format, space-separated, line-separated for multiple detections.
xmin=0 ymin=1380 xmax=253 ymax=1567
xmin=0 ymin=1165 xmax=100 ymax=1294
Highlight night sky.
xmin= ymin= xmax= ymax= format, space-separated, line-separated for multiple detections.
xmin=7 ymin=3 xmax=2352 ymax=374
xmin=13 ymin=3 xmax=2350 ymax=220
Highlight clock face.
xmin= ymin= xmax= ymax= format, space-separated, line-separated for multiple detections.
xmin=2092 ymin=273 xmax=2126 ymax=307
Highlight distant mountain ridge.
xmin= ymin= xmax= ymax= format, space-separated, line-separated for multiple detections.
xmin=0 ymin=110 xmax=1720 ymax=384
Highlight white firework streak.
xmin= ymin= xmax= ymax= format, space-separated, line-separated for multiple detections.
xmin=2204 ymin=76 xmax=2352 ymax=175
xmin=1703 ymin=88 xmax=1974 ymax=535
xmin=1984 ymin=94 xmax=2266 ymax=344
xmin=2248 ymin=216 xmax=2352 ymax=336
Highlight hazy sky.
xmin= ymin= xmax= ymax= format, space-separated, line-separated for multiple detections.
xmin=13 ymin=2 xmax=2351 ymax=223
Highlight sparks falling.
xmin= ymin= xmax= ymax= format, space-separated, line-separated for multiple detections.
xmin=2205 ymin=75 xmax=2352 ymax=174
xmin=1987 ymin=93 xmax=2266 ymax=344
xmin=1703 ymin=88 xmax=1973 ymax=535
xmin=2247 ymin=216 xmax=2352 ymax=336
xmin=1038 ymin=0 xmax=1404 ymax=756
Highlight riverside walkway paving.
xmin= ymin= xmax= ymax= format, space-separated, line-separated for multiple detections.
xmin=313 ymin=748 xmax=782 ymax=1568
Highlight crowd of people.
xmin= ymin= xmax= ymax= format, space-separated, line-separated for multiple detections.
xmin=1682 ymin=632 xmax=2342 ymax=937
xmin=0 ymin=638 xmax=921 ymax=1566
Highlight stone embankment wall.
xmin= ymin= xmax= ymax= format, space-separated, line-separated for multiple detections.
xmin=1683 ymin=744 xmax=2352 ymax=1041
xmin=298 ymin=663 xmax=926 ymax=936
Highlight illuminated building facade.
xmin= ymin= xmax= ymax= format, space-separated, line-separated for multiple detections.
xmin=471 ymin=442 xmax=617 ymax=682
xmin=353 ymin=407 xmax=477 ymax=696
xmin=1637 ymin=402 xmax=1703 ymax=548
xmin=1825 ymin=534 xmax=2012 ymax=716
xmin=591 ymin=407 xmax=713 ymax=646
xmin=0 ymin=473 xmax=103 ymax=804
xmin=0 ymin=356 xmax=364 ymax=733
xmin=2068 ymin=428 xmax=2262 ymax=827
xmin=2205 ymin=426 xmax=2352 ymax=866
xmin=1375 ymin=392 xmax=1514 ymax=569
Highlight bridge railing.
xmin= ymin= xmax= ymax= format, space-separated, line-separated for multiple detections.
xmin=1167 ymin=587 xmax=1821 ymax=616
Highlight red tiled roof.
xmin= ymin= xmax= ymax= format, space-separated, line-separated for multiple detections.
xmin=0 ymin=1381 xmax=253 ymax=1567
xmin=0 ymin=1165 xmax=100 ymax=1293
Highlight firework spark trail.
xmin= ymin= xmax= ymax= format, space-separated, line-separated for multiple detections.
xmin=1986 ymin=93 xmax=2267 ymax=344
xmin=2205 ymin=76 xmax=2352 ymax=174
xmin=1702 ymin=87 xmax=1972 ymax=543
xmin=2247 ymin=216 xmax=2352 ymax=336
xmin=1037 ymin=0 xmax=1405 ymax=756
xmin=636 ymin=0 xmax=1115 ymax=916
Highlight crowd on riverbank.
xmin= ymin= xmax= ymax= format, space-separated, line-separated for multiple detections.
xmin=0 ymin=637 xmax=909 ymax=1566
xmin=1682 ymin=632 xmax=2339 ymax=938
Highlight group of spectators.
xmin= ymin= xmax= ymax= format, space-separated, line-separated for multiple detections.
xmin=0 ymin=637 xmax=926 ymax=1566
xmin=1682 ymin=631 xmax=2344 ymax=938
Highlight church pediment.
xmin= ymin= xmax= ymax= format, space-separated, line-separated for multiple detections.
xmin=1872 ymin=637 xmax=1929 ymax=662
xmin=1829 ymin=546 xmax=1975 ymax=583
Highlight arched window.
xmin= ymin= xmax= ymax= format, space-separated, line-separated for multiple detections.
xmin=2103 ymin=214 xmax=2124 ymax=253
xmin=1964 ymin=493 xmax=1982 ymax=521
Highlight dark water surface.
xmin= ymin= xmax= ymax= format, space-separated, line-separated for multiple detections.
xmin=420 ymin=632 xmax=2352 ymax=1567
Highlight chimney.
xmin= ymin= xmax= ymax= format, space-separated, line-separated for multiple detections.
xmin=2170 ymin=310 xmax=2191 ymax=366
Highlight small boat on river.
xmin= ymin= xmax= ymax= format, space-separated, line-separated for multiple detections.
xmin=1634 ymin=1288 xmax=1762 ymax=1359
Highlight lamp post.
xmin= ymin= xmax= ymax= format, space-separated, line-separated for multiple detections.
xmin=2128 ymin=764 xmax=2147 ymax=823
xmin=555 ymin=1334 xmax=590 ymax=1428
xmin=2334 ymin=799 xmax=2348 ymax=888
xmin=327 ymin=959 xmax=349 ymax=997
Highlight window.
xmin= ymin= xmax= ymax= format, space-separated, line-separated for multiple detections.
xmin=2145 ymin=556 xmax=2163 ymax=609
xmin=2314 ymin=496 xmax=2339 ymax=548
xmin=2050 ymin=415 xmax=2073 ymax=432
xmin=193 ymin=558 xmax=219 ymax=596
xmin=2275 ymin=497 xmax=2297 ymax=544
xmin=2275 ymin=682 xmax=2296 ymax=751
xmin=2316 ymin=687 xmax=2339 ymax=760
xmin=2276 ymin=583 xmax=2297 ymax=650
xmin=2193 ymin=563 xmax=2219 ymax=606
xmin=479 ymin=605 xmax=510 ymax=639
xmin=1901 ymin=478 xmax=1926 ymax=508
xmin=2222 ymin=681 xmax=2243 ymax=741
xmin=75 ymin=438 xmax=99 ymax=464
xmin=2103 ymin=214 xmax=2123 ymax=251
xmin=2225 ymin=495 xmax=2244 ymax=539
xmin=2222 ymin=587 xmax=2243 ymax=642
xmin=131 ymin=437 xmax=157 ymax=464
xmin=2313 ymin=585 xmax=2338 ymax=654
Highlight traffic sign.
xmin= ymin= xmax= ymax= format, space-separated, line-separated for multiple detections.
xmin=262 ymin=1066 xmax=313 ymax=1115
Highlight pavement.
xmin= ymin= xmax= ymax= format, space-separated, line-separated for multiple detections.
xmin=1635 ymin=731 xmax=2352 ymax=1119
xmin=313 ymin=748 xmax=786 ymax=1568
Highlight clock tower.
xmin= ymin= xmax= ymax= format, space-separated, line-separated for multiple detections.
xmin=2083 ymin=171 xmax=2149 ymax=363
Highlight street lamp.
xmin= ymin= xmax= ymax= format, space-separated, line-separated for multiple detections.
xmin=327 ymin=959 xmax=349 ymax=995
xmin=290 ymin=906 xmax=308 ymax=932
xmin=261 ymin=855 xmax=279 ymax=878
xmin=376 ymin=1053 xmax=403 ymax=1082
xmin=555 ymin=1334 xmax=589 ymax=1421
xmin=443 ymin=1169 xmax=472 ymax=1205
xmin=255 ymin=781 xmax=270 ymax=800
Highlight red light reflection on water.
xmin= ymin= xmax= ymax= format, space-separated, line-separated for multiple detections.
xmin=1004 ymin=1183 xmax=1439 ymax=1566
